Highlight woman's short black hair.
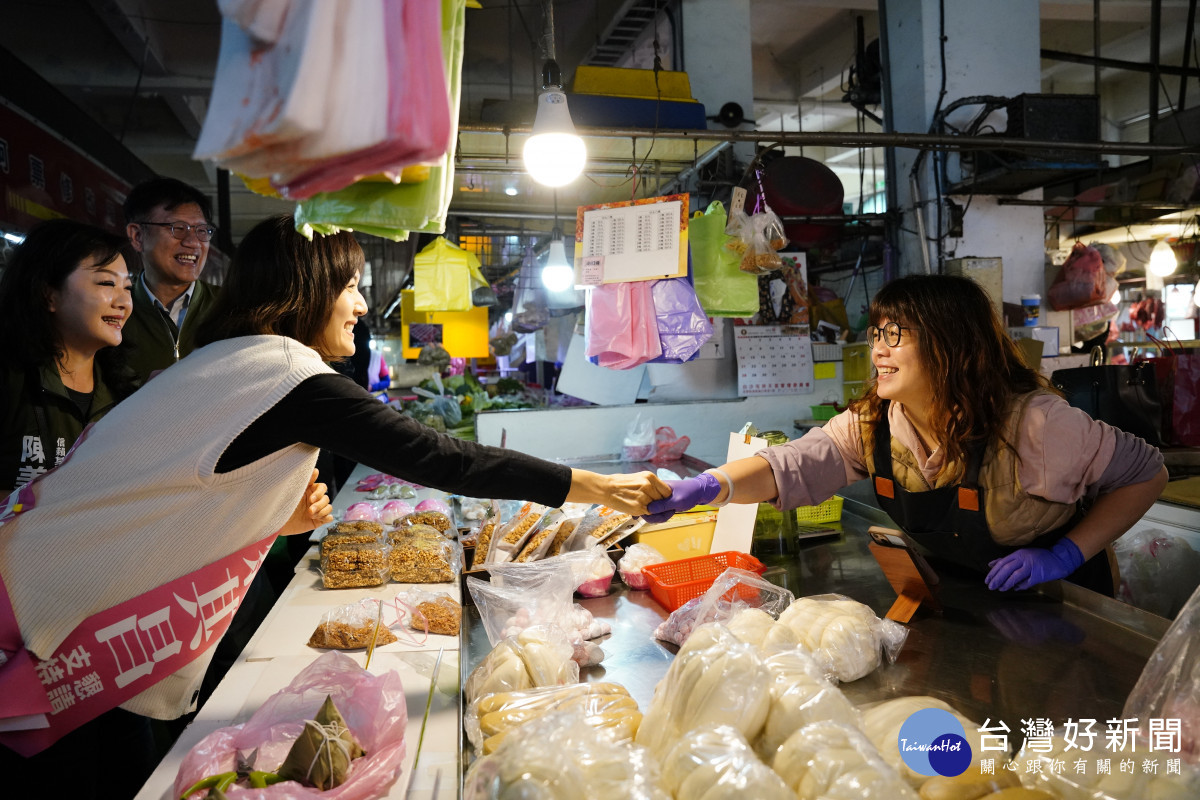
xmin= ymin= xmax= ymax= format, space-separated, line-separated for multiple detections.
xmin=195 ymin=215 xmax=363 ymax=357
xmin=0 ymin=218 xmax=128 ymax=370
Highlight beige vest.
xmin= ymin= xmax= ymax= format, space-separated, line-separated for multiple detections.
xmin=862 ymin=392 xmax=1077 ymax=546
xmin=0 ymin=336 xmax=333 ymax=717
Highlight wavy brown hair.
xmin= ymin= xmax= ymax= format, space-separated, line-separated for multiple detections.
xmin=849 ymin=274 xmax=1054 ymax=479
xmin=195 ymin=215 xmax=363 ymax=359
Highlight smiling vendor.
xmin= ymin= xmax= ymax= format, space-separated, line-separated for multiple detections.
xmin=122 ymin=177 xmax=221 ymax=380
xmin=645 ymin=274 xmax=1167 ymax=596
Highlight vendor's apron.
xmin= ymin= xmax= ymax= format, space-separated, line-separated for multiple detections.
xmin=0 ymin=478 xmax=277 ymax=757
xmin=870 ymin=402 xmax=1115 ymax=595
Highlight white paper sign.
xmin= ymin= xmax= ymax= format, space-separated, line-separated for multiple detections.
xmin=710 ymin=431 xmax=770 ymax=553
xmin=577 ymin=199 xmax=684 ymax=283
xmin=580 ymin=255 xmax=604 ymax=286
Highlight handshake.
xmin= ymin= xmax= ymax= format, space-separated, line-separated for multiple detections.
xmin=640 ymin=472 xmax=724 ymax=523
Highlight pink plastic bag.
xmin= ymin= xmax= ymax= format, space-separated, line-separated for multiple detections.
xmin=584 ymin=281 xmax=662 ymax=369
xmin=651 ymin=426 xmax=691 ymax=464
xmin=173 ymin=651 xmax=408 ymax=799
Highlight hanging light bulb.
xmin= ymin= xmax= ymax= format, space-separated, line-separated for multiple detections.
xmin=524 ymin=87 xmax=586 ymax=187
xmin=1148 ymin=239 xmax=1177 ymax=277
xmin=1110 ymin=287 xmax=1121 ymax=305
xmin=541 ymin=236 xmax=574 ymax=292
xmin=523 ymin=3 xmax=585 ymax=187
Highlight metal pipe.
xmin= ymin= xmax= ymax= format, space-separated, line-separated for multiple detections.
xmin=997 ymin=198 xmax=1193 ymax=210
xmin=448 ymin=208 xmax=888 ymax=223
xmin=1179 ymin=0 xmax=1197 ymax=110
xmin=458 ymin=122 xmax=1200 ymax=155
xmin=1093 ymin=0 xmax=1101 ymax=95
xmin=1040 ymin=48 xmax=1200 ymax=78
xmin=1151 ymin=0 xmax=1162 ymax=143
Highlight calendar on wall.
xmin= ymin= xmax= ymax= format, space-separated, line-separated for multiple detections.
xmin=733 ymin=325 xmax=814 ymax=396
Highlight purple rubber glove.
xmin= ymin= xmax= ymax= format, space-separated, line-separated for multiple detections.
xmin=985 ymin=538 xmax=1085 ymax=592
xmin=641 ymin=473 xmax=723 ymax=524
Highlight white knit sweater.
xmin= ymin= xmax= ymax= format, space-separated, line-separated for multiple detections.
xmin=0 ymin=335 xmax=333 ymax=718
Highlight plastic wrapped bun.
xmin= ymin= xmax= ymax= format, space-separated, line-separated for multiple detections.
xmin=772 ymin=720 xmax=918 ymax=800
xmin=654 ymin=568 xmax=794 ymax=647
xmin=859 ymin=696 xmax=989 ymax=787
xmin=344 ymin=501 xmax=381 ymax=522
xmin=661 ymin=726 xmax=792 ymax=800
xmin=464 ymin=624 xmax=579 ymax=705
xmin=1014 ymin=734 xmax=1200 ymax=800
xmin=776 ymin=594 xmax=908 ymax=682
xmin=635 ymin=622 xmax=771 ymax=760
xmin=378 ymin=500 xmax=414 ymax=525
xmin=755 ymin=648 xmax=861 ymax=760
xmin=463 ymin=709 xmax=669 ymax=800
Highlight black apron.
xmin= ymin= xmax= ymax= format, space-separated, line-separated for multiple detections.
xmin=870 ymin=401 xmax=1114 ymax=595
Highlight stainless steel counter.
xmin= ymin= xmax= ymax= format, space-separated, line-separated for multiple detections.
xmin=462 ymin=488 xmax=1170 ymax=757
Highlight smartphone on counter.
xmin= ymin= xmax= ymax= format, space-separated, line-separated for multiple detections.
xmin=867 ymin=526 xmax=940 ymax=586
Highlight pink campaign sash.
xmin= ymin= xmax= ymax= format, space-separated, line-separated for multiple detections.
xmin=0 ymin=532 xmax=276 ymax=756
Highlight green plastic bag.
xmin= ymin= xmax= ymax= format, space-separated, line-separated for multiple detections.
xmin=690 ymin=201 xmax=759 ymax=317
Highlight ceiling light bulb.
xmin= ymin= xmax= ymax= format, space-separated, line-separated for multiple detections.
xmin=505 ymin=186 xmax=519 ymax=196
xmin=1110 ymin=288 xmax=1121 ymax=305
xmin=541 ymin=239 xmax=574 ymax=292
xmin=523 ymin=90 xmax=586 ymax=187
xmin=1148 ymin=240 xmax=1177 ymax=277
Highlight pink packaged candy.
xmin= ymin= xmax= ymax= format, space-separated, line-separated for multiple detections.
xmin=345 ymin=502 xmax=381 ymax=522
xmin=415 ymin=498 xmax=452 ymax=517
xmin=379 ymin=500 xmax=415 ymax=524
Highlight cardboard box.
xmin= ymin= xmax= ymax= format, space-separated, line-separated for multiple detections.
xmin=1009 ymin=326 xmax=1060 ymax=357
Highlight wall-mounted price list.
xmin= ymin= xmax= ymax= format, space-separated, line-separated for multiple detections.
xmin=576 ymin=197 xmax=687 ymax=283
xmin=733 ymin=325 xmax=814 ymax=396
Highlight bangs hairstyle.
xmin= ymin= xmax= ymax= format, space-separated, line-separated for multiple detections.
xmin=195 ymin=215 xmax=363 ymax=357
xmin=0 ymin=218 xmax=128 ymax=369
xmin=850 ymin=274 xmax=1051 ymax=476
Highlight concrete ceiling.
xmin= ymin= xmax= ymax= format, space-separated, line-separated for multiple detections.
xmin=0 ymin=0 xmax=1195 ymax=249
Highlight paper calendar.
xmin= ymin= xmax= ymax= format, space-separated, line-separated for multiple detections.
xmin=733 ymin=325 xmax=814 ymax=396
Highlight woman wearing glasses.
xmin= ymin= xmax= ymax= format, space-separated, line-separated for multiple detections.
xmin=646 ymin=274 xmax=1166 ymax=595
xmin=0 ymin=215 xmax=667 ymax=792
xmin=123 ymin=177 xmax=221 ymax=381
xmin=0 ymin=219 xmax=139 ymax=493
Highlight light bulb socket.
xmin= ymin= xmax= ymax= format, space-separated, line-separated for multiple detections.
xmin=541 ymin=59 xmax=563 ymax=90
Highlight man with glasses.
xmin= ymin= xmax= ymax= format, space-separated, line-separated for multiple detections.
xmin=123 ymin=178 xmax=221 ymax=381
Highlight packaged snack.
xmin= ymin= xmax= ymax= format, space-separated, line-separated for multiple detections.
xmin=402 ymin=590 xmax=462 ymax=636
xmin=320 ymin=540 xmax=389 ymax=589
xmin=321 ymin=521 xmax=385 ymax=554
xmin=469 ymin=502 xmax=500 ymax=570
xmin=344 ymin=501 xmax=381 ymax=522
xmin=307 ymin=598 xmax=399 ymax=650
xmin=486 ymin=502 xmax=547 ymax=564
xmin=415 ymin=497 xmax=453 ymax=517
xmin=513 ymin=509 xmax=572 ymax=563
xmin=378 ymin=500 xmax=414 ymax=525
xmin=562 ymin=506 xmax=633 ymax=553
xmin=398 ymin=509 xmax=454 ymax=536
xmin=388 ymin=525 xmax=461 ymax=583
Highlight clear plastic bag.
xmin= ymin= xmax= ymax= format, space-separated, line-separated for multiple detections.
xmin=319 ymin=540 xmax=389 ymax=589
xmin=463 ymin=682 xmax=635 ymax=755
xmin=399 ymin=589 xmax=461 ymax=636
xmin=1014 ymin=734 xmax=1200 ymax=799
xmin=386 ymin=524 xmax=459 ymax=583
xmin=618 ymin=543 xmax=665 ymax=590
xmin=464 ymin=625 xmax=580 ymax=705
xmin=775 ymin=593 xmax=909 ymax=682
xmin=738 ymin=207 xmax=789 ymax=275
xmin=654 ymin=568 xmax=794 ymax=647
xmin=635 ymin=622 xmax=772 ymax=760
xmin=469 ymin=501 xmax=500 ymax=570
xmin=1113 ymin=528 xmax=1200 ymax=618
xmin=562 ymin=505 xmax=638 ymax=552
xmin=466 ymin=569 xmax=574 ymax=645
xmin=772 ymin=720 xmax=917 ymax=799
xmin=485 ymin=502 xmax=548 ymax=565
xmin=173 ymin=651 xmax=407 ymax=800
xmin=306 ymin=598 xmax=399 ymax=651
xmin=623 ymin=413 xmax=657 ymax=461
xmin=756 ymin=648 xmax=861 ymax=761
xmin=558 ymin=546 xmax=616 ymax=597
xmin=463 ymin=708 xmax=668 ymax=800
xmin=1123 ymin=582 xmax=1200 ymax=765
xmin=661 ymin=726 xmax=793 ymax=800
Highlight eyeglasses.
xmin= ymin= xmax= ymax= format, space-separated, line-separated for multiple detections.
xmin=136 ymin=221 xmax=216 ymax=243
xmin=866 ymin=322 xmax=913 ymax=348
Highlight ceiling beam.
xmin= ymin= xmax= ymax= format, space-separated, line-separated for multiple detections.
xmin=83 ymin=0 xmax=205 ymax=140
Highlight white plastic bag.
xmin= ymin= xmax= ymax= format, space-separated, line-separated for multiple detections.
xmin=618 ymin=543 xmax=665 ymax=590
xmin=623 ymin=413 xmax=657 ymax=462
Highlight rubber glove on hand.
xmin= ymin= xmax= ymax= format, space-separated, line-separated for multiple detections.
xmin=985 ymin=538 xmax=1085 ymax=591
xmin=641 ymin=473 xmax=722 ymax=524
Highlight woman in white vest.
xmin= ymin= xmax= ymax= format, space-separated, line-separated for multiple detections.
xmin=0 ymin=214 xmax=669 ymax=795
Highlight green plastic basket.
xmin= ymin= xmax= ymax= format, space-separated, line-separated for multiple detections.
xmin=793 ymin=496 xmax=844 ymax=523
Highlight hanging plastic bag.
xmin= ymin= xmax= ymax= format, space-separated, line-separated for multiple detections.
xmin=584 ymin=281 xmax=662 ymax=369
xmin=739 ymin=206 xmax=789 ymax=275
xmin=691 ymin=201 xmax=760 ymax=316
xmin=511 ymin=245 xmax=550 ymax=333
xmin=648 ymin=257 xmax=714 ymax=364
xmin=413 ymin=237 xmax=474 ymax=312
xmin=1049 ymin=242 xmax=1109 ymax=311
xmin=622 ymin=413 xmax=656 ymax=461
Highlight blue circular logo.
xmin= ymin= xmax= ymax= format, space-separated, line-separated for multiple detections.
xmin=898 ymin=708 xmax=973 ymax=777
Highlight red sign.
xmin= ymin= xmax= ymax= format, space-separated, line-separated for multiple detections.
xmin=0 ymin=103 xmax=132 ymax=234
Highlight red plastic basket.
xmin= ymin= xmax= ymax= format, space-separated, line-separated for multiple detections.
xmin=641 ymin=551 xmax=767 ymax=611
